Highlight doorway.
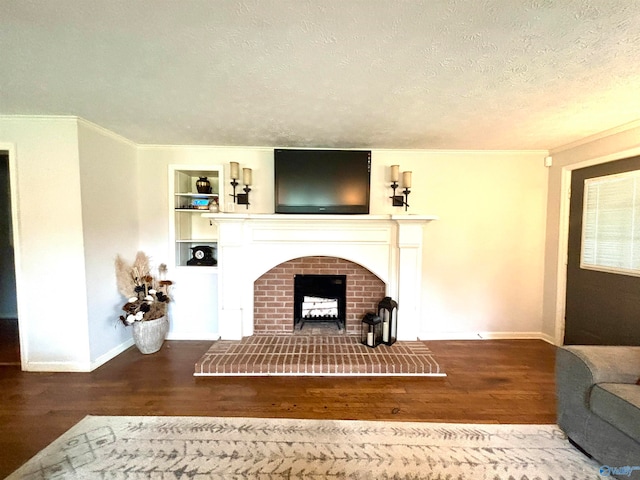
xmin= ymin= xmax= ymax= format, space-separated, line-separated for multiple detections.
xmin=565 ymin=155 xmax=640 ymax=345
xmin=0 ymin=151 xmax=19 ymax=364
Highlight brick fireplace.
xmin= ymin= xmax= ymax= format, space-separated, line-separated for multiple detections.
xmin=204 ymin=213 xmax=437 ymax=340
xmin=254 ymin=256 xmax=386 ymax=334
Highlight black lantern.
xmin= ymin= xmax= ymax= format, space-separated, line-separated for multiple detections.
xmin=361 ymin=312 xmax=382 ymax=348
xmin=378 ymin=296 xmax=398 ymax=346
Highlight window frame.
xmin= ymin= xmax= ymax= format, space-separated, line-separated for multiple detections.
xmin=580 ymin=169 xmax=640 ymax=277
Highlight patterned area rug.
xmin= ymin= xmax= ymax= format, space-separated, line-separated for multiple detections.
xmin=194 ymin=335 xmax=444 ymax=376
xmin=6 ymin=416 xmax=601 ymax=479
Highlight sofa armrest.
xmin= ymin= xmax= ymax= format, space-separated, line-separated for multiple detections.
xmin=562 ymin=345 xmax=640 ymax=385
xmin=556 ymin=346 xmax=640 ymax=437
xmin=556 ymin=346 xmax=640 ymax=465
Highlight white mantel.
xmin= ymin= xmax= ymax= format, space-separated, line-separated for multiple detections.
xmin=203 ymin=213 xmax=437 ymax=340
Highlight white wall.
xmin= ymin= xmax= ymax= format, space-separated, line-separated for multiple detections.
xmin=0 ymin=116 xmax=91 ymax=370
xmin=374 ymin=150 xmax=549 ymax=340
xmin=542 ymin=121 xmax=640 ymax=344
xmin=138 ymin=146 xmax=550 ymax=340
xmin=136 ymin=146 xmax=250 ymax=339
xmin=0 ymin=116 xmax=141 ymax=370
xmin=77 ymin=120 xmax=139 ymax=367
xmin=0 ymin=115 xmax=555 ymax=371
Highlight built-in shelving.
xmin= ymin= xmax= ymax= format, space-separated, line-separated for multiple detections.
xmin=169 ymin=165 xmax=224 ymax=269
xmin=165 ymin=165 xmax=226 ymax=341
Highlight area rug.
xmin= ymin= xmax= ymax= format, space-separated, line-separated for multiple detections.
xmin=7 ymin=416 xmax=601 ymax=479
xmin=194 ymin=335 xmax=444 ymax=376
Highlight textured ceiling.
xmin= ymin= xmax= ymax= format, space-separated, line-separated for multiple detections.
xmin=1 ymin=0 xmax=640 ymax=150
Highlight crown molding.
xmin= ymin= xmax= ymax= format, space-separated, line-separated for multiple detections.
xmin=0 ymin=114 xmax=78 ymax=124
xmin=0 ymin=115 xmax=137 ymax=148
xmin=0 ymin=115 xmax=559 ymax=156
xmin=550 ymin=119 xmax=640 ymax=155
xmin=76 ymin=117 xmax=137 ymax=148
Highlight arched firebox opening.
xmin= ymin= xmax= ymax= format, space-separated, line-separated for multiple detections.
xmin=254 ymin=256 xmax=386 ymax=335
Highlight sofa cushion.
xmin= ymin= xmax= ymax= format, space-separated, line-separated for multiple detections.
xmin=590 ymin=383 xmax=640 ymax=440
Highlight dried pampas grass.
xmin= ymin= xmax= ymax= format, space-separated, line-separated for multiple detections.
xmin=133 ymin=251 xmax=151 ymax=277
xmin=115 ymin=251 xmax=155 ymax=298
xmin=115 ymin=254 xmax=136 ymax=297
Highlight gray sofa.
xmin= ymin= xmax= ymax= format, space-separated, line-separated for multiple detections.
xmin=556 ymin=346 xmax=640 ymax=476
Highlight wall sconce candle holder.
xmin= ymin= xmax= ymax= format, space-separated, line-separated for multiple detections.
xmin=237 ymin=185 xmax=251 ymax=208
xmin=389 ymin=166 xmax=411 ymax=211
xmin=229 ymin=162 xmax=252 ymax=209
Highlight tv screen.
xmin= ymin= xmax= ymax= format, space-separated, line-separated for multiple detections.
xmin=274 ymin=149 xmax=371 ymax=214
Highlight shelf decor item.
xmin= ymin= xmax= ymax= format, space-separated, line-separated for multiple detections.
xmin=115 ymin=251 xmax=173 ymax=354
xmin=196 ymin=176 xmax=212 ymax=194
xmin=187 ymin=245 xmax=216 ymax=266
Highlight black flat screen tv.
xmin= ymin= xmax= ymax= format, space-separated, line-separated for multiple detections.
xmin=274 ymin=149 xmax=371 ymax=214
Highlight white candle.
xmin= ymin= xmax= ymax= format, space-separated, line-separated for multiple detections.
xmin=230 ymin=162 xmax=240 ymax=180
xmin=403 ymin=171 xmax=412 ymax=188
xmin=383 ymin=321 xmax=389 ymax=342
xmin=243 ymin=168 xmax=252 ymax=186
xmin=390 ymin=165 xmax=399 ymax=182
xmin=367 ymin=332 xmax=374 ymax=347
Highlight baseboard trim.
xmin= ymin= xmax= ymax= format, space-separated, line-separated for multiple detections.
xmin=419 ymin=331 xmax=556 ymax=342
xmin=90 ymin=338 xmax=135 ymax=371
xmin=23 ymin=361 xmax=92 ymax=372
xmin=166 ymin=332 xmax=221 ymax=341
xmin=419 ymin=332 xmax=483 ymax=340
xmin=23 ymin=338 xmax=135 ymax=372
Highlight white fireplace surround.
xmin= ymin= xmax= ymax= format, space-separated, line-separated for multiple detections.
xmin=203 ymin=213 xmax=437 ymax=340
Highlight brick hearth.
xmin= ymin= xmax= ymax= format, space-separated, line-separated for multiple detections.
xmin=194 ymin=335 xmax=444 ymax=376
xmin=254 ymin=256 xmax=386 ymax=335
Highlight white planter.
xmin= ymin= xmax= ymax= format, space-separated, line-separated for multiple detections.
xmin=132 ymin=316 xmax=169 ymax=354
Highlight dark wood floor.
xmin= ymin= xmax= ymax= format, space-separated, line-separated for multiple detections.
xmin=0 ymin=339 xmax=557 ymax=478
xmin=0 ymin=318 xmax=20 ymax=365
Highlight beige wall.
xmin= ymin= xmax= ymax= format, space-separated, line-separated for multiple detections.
xmin=542 ymin=121 xmax=640 ymax=343
xmin=379 ymin=150 xmax=549 ymax=339
xmin=78 ymin=120 xmax=139 ymax=366
xmin=0 ymin=116 xmax=90 ymax=370
xmin=138 ymin=146 xmax=550 ymax=340
xmin=0 ymin=116 xmax=140 ymax=371
xmin=1 ymin=113 xmax=582 ymax=370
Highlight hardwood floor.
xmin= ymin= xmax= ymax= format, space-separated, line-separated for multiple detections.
xmin=0 ymin=318 xmax=20 ymax=365
xmin=0 ymin=339 xmax=557 ymax=478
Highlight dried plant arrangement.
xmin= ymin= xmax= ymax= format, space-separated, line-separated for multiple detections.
xmin=115 ymin=252 xmax=173 ymax=325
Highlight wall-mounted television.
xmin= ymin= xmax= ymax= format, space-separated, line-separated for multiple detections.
xmin=274 ymin=149 xmax=371 ymax=214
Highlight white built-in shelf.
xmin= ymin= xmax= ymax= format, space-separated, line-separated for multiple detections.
xmin=175 ymin=238 xmax=218 ymax=243
xmin=169 ymin=165 xmax=224 ymax=268
xmin=175 ymin=265 xmax=219 ymax=272
xmin=175 ymin=208 xmax=214 ymax=212
xmin=175 ymin=193 xmax=218 ymax=197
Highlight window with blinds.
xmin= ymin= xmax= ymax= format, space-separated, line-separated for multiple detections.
xmin=581 ymin=169 xmax=640 ymax=276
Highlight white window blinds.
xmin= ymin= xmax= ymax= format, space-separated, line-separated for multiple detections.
xmin=581 ymin=169 xmax=640 ymax=276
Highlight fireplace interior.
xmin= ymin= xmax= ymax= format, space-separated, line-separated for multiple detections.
xmin=294 ymin=274 xmax=346 ymax=331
